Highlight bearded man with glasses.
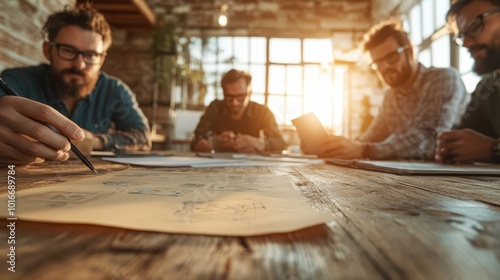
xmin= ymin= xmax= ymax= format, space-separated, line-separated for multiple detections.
xmin=191 ymin=69 xmax=286 ymax=153
xmin=0 ymin=4 xmax=151 ymax=166
xmin=312 ymin=20 xmax=468 ymax=160
xmin=436 ymin=0 xmax=500 ymax=164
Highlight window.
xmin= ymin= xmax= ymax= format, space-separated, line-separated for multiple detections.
xmin=406 ymin=0 xmax=479 ymax=91
xmin=181 ymin=36 xmax=343 ymax=132
xmin=459 ymin=47 xmax=482 ymax=92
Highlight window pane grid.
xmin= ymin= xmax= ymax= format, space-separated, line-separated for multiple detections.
xmin=187 ymin=36 xmax=340 ymax=131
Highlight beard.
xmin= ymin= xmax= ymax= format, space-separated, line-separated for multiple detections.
xmin=380 ymin=61 xmax=413 ymax=88
xmin=471 ymin=28 xmax=500 ymax=75
xmin=49 ymin=67 xmax=99 ymax=98
xmin=471 ymin=44 xmax=500 ymax=75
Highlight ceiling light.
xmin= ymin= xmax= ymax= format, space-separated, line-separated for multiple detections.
xmin=218 ymin=14 xmax=228 ymax=26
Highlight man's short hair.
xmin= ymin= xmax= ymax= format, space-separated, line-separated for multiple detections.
xmin=447 ymin=0 xmax=500 ymax=24
xmin=362 ymin=19 xmax=411 ymax=52
xmin=42 ymin=3 xmax=112 ymax=50
xmin=221 ymin=69 xmax=252 ymax=93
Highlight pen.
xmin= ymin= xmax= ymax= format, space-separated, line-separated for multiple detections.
xmin=0 ymin=78 xmax=98 ymax=174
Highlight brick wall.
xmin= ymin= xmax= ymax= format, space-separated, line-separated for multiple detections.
xmin=0 ymin=0 xmax=76 ymax=71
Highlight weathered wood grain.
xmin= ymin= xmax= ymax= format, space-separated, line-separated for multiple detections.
xmin=0 ymin=159 xmax=499 ymax=279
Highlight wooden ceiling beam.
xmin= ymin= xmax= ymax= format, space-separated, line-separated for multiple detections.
xmin=130 ymin=0 xmax=156 ymax=27
xmin=76 ymin=0 xmax=156 ymax=29
xmin=92 ymin=4 xmax=137 ymax=13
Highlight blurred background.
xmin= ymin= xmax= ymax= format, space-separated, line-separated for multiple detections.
xmin=0 ymin=0 xmax=479 ymax=150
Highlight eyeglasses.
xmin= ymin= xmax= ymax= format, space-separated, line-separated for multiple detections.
xmin=224 ymin=92 xmax=249 ymax=102
xmin=369 ymin=45 xmax=410 ymax=71
xmin=49 ymin=42 xmax=106 ymax=65
xmin=453 ymin=7 xmax=500 ymax=46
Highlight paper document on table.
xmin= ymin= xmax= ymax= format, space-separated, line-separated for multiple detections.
xmin=325 ymin=159 xmax=500 ymax=175
xmin=103 ymin=156 xmax=245 ymax=167
xmin=103 ymin=155 xmax=323 ymax=167
xmin=0 ymin=171 xmax=332 ymax=236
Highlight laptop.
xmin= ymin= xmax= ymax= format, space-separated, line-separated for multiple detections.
xmin=291 ymin=112 xmax=329 ymax=155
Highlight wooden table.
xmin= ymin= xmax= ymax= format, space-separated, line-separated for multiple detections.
xmin=1 ymin=157 xmax=500 ymax=279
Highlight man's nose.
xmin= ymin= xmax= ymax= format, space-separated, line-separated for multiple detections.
xmin=462 ymin=33 xmax=477 ymax=48
xmin=229 ymin=98 xmax=240 ymax=105
xmin=70 ymin=53 xmax=88 ymax=69
xmin=376 ymin=60 xmax=392 ymax=72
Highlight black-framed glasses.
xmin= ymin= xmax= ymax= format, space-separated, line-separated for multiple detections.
xmin=453 ymin=7 xmax=500 ymax=46
xmin=369 ymin=45 xmax=410 ymax=71
xmin=49 ymin=42 xmax=106 ymax=65
xmin=224 ymin=92 xmax=249 ymax=102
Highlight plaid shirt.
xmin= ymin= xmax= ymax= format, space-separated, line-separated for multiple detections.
xmin=358 ymin=64 xmax=469 ymax=160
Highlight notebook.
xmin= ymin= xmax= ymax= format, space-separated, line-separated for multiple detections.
xmin=325 ymin=159 xmax=500 ymax=176
xmin=291 ymin=112 xmax=329 ymax=155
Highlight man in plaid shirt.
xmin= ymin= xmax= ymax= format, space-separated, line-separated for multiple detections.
xmin=314 ymin=20 xmax=469 ymax=160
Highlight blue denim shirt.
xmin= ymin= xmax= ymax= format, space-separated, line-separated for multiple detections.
xmin=0 ymin=64 xmax=150 ymax=151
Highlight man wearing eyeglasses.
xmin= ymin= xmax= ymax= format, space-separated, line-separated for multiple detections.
xmin=0 ymin=4 xmax=150 ymax=165
xmin=436 ymin=0 xmax=500 ymax=163
xmin=314 ymin=20 xmax=469 ymax=160
xmin=191 ymin=69 xmax=286 ymax=153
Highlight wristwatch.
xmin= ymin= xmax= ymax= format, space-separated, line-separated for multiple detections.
xmin=493 ymin=139 xmax=500 ymax=160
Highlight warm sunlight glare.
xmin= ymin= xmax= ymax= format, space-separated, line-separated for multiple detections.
xmin=303 ymin=67 xmax=333 ymax=127
xmin=265 ymin=38 xmax=344 ymax=133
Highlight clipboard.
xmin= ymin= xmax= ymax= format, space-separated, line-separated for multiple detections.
xmin=291 ymin=112 xmax=329 ymax=155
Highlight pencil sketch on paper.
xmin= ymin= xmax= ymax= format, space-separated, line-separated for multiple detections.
xmin=174 ymin=200 xmax=267 ymax=224
xmin=0 ymin=170 xmax=332 ymax=236
xmin=102 ymin=180 xmax=141 ymax=188
xmin=23 ymin=191 xmax=112 ymax=207
xmin=129 ymin=183 xmax=204 ymax=197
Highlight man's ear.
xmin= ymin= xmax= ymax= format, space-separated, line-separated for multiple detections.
xmin=43 ymin=42 xmax=51 ymax=61
xmin=99 ymin=52 xmax=107 ymax=67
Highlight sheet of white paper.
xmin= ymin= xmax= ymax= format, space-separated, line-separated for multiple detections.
xmin=355 ymin=160 xmax=500 ymax=175
xmin=103 ymin=156 xmax=245 ymax=167
xmin=0 ymin=171 xmax=332 ymax=236
xmin=103 ymin=156 xmax=323 ymax=167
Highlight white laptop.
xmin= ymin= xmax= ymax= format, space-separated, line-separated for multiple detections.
xmin=291 ymin=112 xmax=329 ymax=155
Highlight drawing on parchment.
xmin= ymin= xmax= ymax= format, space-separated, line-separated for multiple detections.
xmin=120 ymin=172 xmax=154 ymax=177
xmin=23 ymin=191 xmax=112 ymax=207
xmin=102 ymin=180 xmax=141 ymax=188
xmin=207 ymin=184 xmax=261 ymax=192
xmin=183 ymin=174 xmax=275 ymax=185
xmin=129 ymin=183 xmax=204 ymax=197
xmin=174 ymin=200 xmax=267 ymax=224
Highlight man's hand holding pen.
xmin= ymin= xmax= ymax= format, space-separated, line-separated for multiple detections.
xmin=216 ymin=131 xmax=236 ymax=149
xmin=0 ymin=96 xmax=85 ymax=166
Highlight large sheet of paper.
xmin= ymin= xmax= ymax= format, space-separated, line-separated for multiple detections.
xmin=103 ymin=156 xmax=324 ymax=167
xmin=0 ymin=171 xmax=332 ymax=236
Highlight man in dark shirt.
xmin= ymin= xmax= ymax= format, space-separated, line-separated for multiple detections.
xmin=191 ymin=69 xmax=285 ymax=153
xmin=436 ymin=0 xmax=500 ymax=163
xmin=0 ymin=4 xmax=150 ymax=166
